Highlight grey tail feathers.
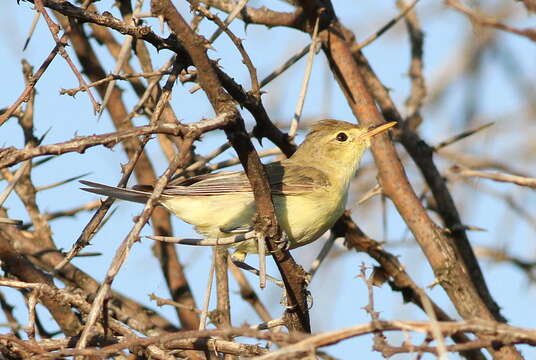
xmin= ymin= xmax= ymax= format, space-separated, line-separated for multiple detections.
xmin=79 ymin=180 xmax=151 ymax=204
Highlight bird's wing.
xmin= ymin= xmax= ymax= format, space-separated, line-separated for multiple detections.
xmin=81 ymin=163 xmax=330 ymax=199
xmin=162 ymin=162 xmax=330 ymax=197
xmin=266 ymin=162 xmax=331 ymax=195
xmin=163 ymin=171 xmax=252 ymax=196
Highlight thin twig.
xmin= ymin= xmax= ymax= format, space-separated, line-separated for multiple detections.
xmin=434 ymin=122 xmax=494 ymax=151
xmin=0 ymin=119 xmax=228 ymax=169
xmin=228 ymin=260 xmax=272 ymax=322
xmin=53 ymin=164 xmax=141 ymax=272
xmin=255 ymin=0 xmax=418 ymax=93
xmin=149 ymin=293 xmax=203 ymax=314
xmin=208 ymin=0 xmax=250 ymax=43
xmin=23 ymin=12 xmax=41 ymax=51
xmin=250 ymin=318 xmax=286 ymax=331
xmin=147 ymin=231 xmax=255 ymax=246
xmin=308 ymin=232 xmax=336 ymax=280
xmin=97 ymin=0 xmax=145 ymax=120
xmin=21 ymin=200 xmax=100 ymax=230
xmin=34 ymin=173 xmax=91 ymax=192
xmin=75 ymin=136 xmax=196 ymax=350
xmin=59 ymin=70 xmax=173 ymax=96
xmin=0 ymin=38 xmax=66 ymax=126
xmin=446 ymin=0 xmax=536 ymax=42
xmin=0 ymin=218 xmax=23 ymax=226
xmin=415 ymin=289 xmax=450 ymax=360
xmin=288 ymin=16 xmax=320 ymax=138
xmin=397 ymin=0 xmax=425 ymax=129
xmin=0 ymin=161 xmax=31 ymax=207
xmin=25 ymin=291 xmax=38 ymax=340
xmin=33 ymin=0 xmax=100 ymax=113
xmin=199 ymin=248 xmax=217 ymax=331
xmin=193 ymin=4 xmax=261 ymax=97
xmin=449 ymin=165 xmax=536 ymax=189
xmin=54 ymin=61 xmax=177 ymax=273
xmin=98 ymin=35 xmax=134 ymax=118
xmin=0 ymin=292 xmax=21 ymax=338
xmin=259 ymin=44 xmax=310 ymax=89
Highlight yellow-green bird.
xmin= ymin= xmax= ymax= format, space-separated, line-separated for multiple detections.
xmin=81 ymin=120 xmax=396 ymax=261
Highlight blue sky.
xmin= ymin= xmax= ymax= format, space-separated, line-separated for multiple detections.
xmin=1 ymin=1 xmax=536 ymax=358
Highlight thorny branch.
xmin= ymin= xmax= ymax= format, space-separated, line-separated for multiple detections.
xmin=1 ymin=0 xmax=535 ymax=359
xmin=0 ymin=119 xmax=225 ymax=169
xmin=151 ymin=0 xmax=310 ymax=333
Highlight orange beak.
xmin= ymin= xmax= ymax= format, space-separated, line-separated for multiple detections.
xmin=360 ymin=121 xmax=397 ymax=139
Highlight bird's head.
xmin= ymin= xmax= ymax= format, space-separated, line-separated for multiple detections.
xmin=292 ymin=120 xmax=396 ymax=169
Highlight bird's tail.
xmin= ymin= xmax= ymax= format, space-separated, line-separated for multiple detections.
xmin=80 ymin=180 xmax=151 ymax=204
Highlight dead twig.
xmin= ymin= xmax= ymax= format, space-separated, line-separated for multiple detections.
xmin=446 ymin=0 xmax=536 ymax=42
xmin=449 ymin=165 xmax=536 ymax=189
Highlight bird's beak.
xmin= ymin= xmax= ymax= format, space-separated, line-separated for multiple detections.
xmin=361 ymin=121 xmax=397 ymax=139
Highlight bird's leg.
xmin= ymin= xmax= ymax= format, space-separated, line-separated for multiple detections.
xmin=278 ymin=281 xmax=313 ymax=310
xmin=277 ymin=285 xmax=313 ymax=313
xmin=273 ymin=233 xmax=290 ymax=251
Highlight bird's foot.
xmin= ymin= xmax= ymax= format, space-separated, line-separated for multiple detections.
xmin=274 ymin=233 xmax=290 ymax=252
xmin=279 ymin=287 xmax=313 ymax=310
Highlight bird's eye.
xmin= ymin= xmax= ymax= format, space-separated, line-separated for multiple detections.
xmin=336 ymin=132 xmax=348 ymax=142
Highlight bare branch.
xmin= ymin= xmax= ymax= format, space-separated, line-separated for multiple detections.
xmin=449 ymin=165 xmax=536 ymax=189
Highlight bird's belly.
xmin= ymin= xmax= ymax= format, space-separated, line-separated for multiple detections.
xmin=275 ymin=190 xmax=346 ymax=249
xmin=160 ymin=189 xmax=346 ymax=255
xmin=160 ymin=193 xmax=255 ymax=238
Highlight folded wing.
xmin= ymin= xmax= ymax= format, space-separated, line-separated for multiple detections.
xmin=80 ymin=161 xmax=330 ymax=200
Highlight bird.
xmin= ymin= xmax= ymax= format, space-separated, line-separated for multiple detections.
xmin=80 ymin=120 xmax=396 ymax=262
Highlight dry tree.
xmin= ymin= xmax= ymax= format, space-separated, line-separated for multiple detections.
xmin=1 ymin=0 xmax=536 ymax=359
